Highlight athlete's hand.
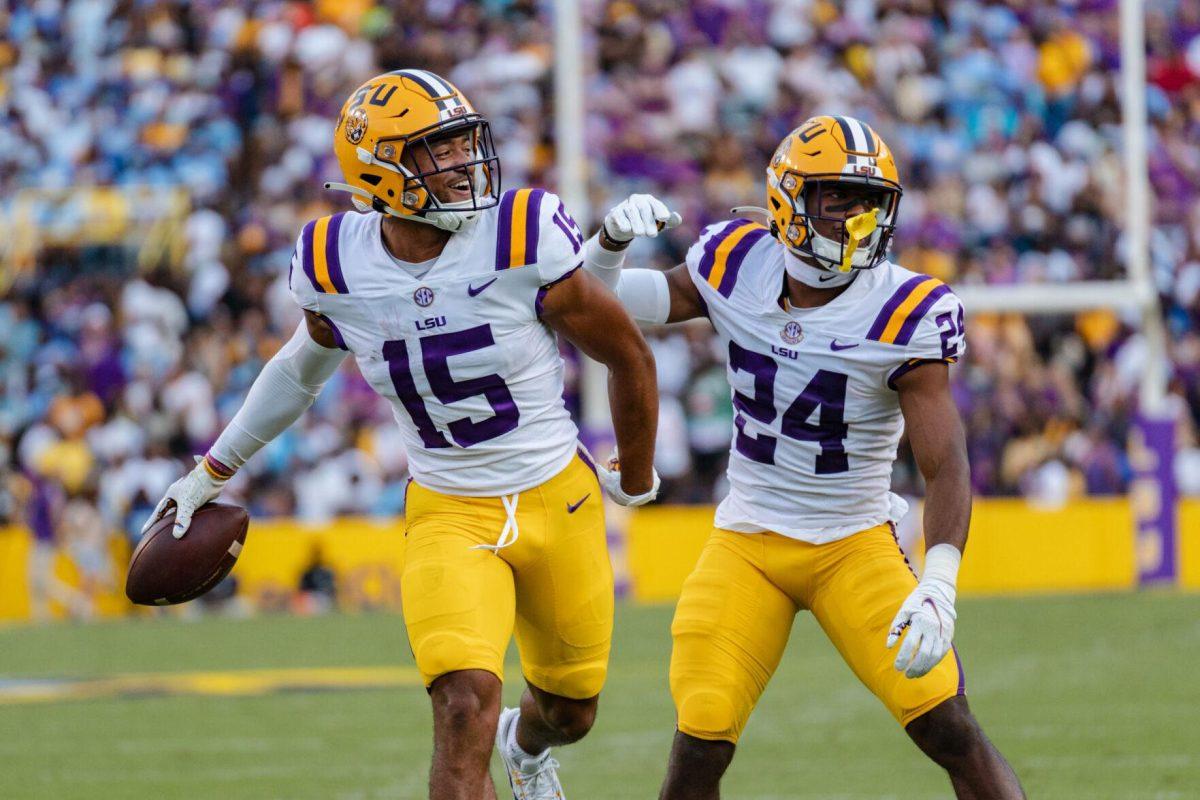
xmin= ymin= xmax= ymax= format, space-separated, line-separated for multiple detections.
xmin=887 ymin=545 xmax=960 ymax=678
xmin=595 ymin=448 xmax=661 ymax=507
xmin=141 ymin=457 xmax=230 ymax=539
xmin=602 ymin=194 xmax=682 ymax=244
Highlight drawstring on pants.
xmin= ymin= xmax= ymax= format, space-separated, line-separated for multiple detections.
xmin=472 ymin=493 xmax=520 ymax=553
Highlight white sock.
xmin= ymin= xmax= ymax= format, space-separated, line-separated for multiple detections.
xmin=506 ymin=713 xmax=548 ymax=766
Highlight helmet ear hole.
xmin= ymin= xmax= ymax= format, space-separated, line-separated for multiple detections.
xmin=360 ymin=173 xmax=382 ymax=186
xmin=770 ymin=197 xmax=781 ymax=210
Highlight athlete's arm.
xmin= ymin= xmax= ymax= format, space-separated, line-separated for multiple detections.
xmin=886 ymin=360 xmax=970 ymax=678
xmin=539 ymin=268 xmax=659 ymax=498
xmin=581 ymin=194 xmax=705 ymax=324
xmin=896 ymin=361 xmax=971 ymax=553
xmin=142 ymin=315 xmax=347 ymax=538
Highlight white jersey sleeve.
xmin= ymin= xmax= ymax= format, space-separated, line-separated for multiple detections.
xmin=286 ymin=214 xmax=353 ymax=351
xmin=287 ymin=229 xmax=320 ymax=313
xmin=494 ymin=188 xmax=584 ymax=286
xmin=859 ymin=275 xmax=965 ymax=388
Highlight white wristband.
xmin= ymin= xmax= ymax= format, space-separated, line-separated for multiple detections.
xmin=921 ymin=543 xmax=962 ymax=587
xmin=583 ymin=233 xmax=626 ymax=290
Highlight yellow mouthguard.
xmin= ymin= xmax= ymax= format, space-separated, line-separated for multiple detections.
xmin=839 ymin=210 xmax=878 ymax=272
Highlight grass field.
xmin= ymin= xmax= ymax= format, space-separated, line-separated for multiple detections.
xmin=1 ymin=593 xmax=1196 ymax=799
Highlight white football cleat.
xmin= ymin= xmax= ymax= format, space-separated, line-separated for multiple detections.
xmin=495 ymin=706 xmax=565 ymax=800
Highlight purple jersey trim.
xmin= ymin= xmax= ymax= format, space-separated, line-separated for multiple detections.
xmin=495 ymin=190 xmax=516 ymax=270
xmin=716 ymin=227 xmax=768 ymax=297
xmin=316 ymin=313 xmax=349 ymax=351
xmin=952 ymin=645 xmax=966 ymax=695
xmin=300 ymin=220 xmax=322 ymax=293
xmin=325 ymin=212 xmax=350 ymax=294
xmin=523 ymin=189 xmax=545 ymax=266
xmin=892 ymin=284 xmax=952 ymax=346
xmin=535 ymin=264 xmax=581 ymax=318
xmin=886 ymin=357 xmax=954 ymax=390
xmin=866 ymin=275 xmax=927 ymax=340
xmin=576 ymin=446 xmax=598 ymax=478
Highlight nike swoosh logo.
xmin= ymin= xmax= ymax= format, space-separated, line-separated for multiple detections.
xmin=467 ymin=278 xmax=498 ymax=297
xmin=818 ymin=273 xmax=841 ymax=282
xmin=830 ymin=340 xmax=859 ymax=351
xmin=566 ymin=494 xmax=590 ymax=514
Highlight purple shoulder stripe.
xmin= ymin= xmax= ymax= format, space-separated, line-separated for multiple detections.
xmin=716 ymin=227 xmax=769 ymax=297
xmin=696 ymin=219 xmax=752 ymax=280
xmin=494 ymin=190 xmax=517 ymax=270
xmin=524 ymin=189 xmax=545 ymax=266
xmin=866 ymin=275 xmax=926 ymax=340
xmin=325 ymin=212 xmax=349 ymax=294
xmin=892 ymin=284 xmax=952 ymax=346
xmin=300 ymin=220 xmax=322 ymax=293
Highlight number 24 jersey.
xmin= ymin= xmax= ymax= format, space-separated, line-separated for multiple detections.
xmin=287 ymin=189 xmax=586 ymax=496
xmin=686 ymin=219 xmax=967 ymax=544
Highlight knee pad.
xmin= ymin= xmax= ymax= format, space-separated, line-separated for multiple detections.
xmin=674 ymin=688 xmax=741 ymax=743
xmin=415 ymin=631 xmax=501 ymax=685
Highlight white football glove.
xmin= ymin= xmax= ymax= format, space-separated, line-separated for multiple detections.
xmin=595 ymin=448 xmax=661 ymax=507
xmin=141 ymin=456 xmax=230 ymax=539
xmin=602 ymin=194 xmax=683 ymax=243
xmin=887 ymin=544 xmax=961 ymax=679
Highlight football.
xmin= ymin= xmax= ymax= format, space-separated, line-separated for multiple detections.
xmin=125 ymin=503 xmax=250 ymax=606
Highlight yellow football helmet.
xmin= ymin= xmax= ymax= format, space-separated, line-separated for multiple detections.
xmin=765 ymin=115 xmax=902 ymax=272
xmin=325 ymin=69 xmax=500 ymax=232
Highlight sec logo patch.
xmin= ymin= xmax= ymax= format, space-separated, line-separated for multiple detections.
xmin=780 ymin=321 xmax=803 ymax=344
xmin=413 ymin=286 xmax=435 ymax=307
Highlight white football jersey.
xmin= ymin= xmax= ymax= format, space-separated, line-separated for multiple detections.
xmin=288 ymin=189 xmax=586 ymax=496
xmin=686 ymin=219 xmax=966 ymax=543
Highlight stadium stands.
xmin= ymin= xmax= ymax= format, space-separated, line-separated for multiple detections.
xmin=2 ymin=0 xmax=1198 ymax=566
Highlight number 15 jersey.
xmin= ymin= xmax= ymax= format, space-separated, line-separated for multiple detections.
xmin=287 ymin=189 xmax=586 ymax=496
xmin=686 ymin=219 xmax=967 ymax=544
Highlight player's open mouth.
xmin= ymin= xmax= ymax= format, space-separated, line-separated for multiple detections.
xmin=445 ymin=176 xmax=472 ymax=199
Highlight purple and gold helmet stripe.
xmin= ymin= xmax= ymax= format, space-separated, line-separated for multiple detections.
xmin=302 ymin=214 xmax=350 ymax=295
xmin=495 ymin=188 xmax=545 ymax=269
xmin=698 ymin=220 xmax=767 ymax=297
xmin=866 ymin=276 xmax=948 ymax=345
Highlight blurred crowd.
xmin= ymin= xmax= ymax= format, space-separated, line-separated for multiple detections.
xmin=3 ymin=0 xmax=1200 ymax=583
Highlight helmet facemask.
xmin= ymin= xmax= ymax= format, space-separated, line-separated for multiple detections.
xmin=773 ymin=172 xmax=902 ymax=273
xmin=348 ymin=116 xmax=501 ymax=232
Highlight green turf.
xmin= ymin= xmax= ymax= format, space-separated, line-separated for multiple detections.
xmin=0 ymin=593 xmax=1196 ymax=799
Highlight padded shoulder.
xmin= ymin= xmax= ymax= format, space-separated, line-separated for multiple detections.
xmin=684 ymin=219 xmax=772 ymax=301
xmin=289 ymin=213 xmax=353 ymax=310
xmin=493 ymin=188 xmax=583 ymax=283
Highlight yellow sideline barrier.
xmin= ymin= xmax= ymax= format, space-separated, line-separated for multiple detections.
xmin=234 ymin=517 xmax=406 ymax=610
xmin=626 ymin=499 xmax=1200 ymax=602
xmin=1 ymin=500 xmax=1196 ymax=621
xmin=1181 ymin=501 xmax=1200 ymax=590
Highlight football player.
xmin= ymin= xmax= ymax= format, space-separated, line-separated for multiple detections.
xmin=583 ymin=116 xmax=1025 ymax=798
xmin=145 ymin=70 xmax=661 ymax=800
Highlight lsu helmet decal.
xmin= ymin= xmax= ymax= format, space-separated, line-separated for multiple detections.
xmin=326 ymin=69 xmax=501 ymax=233
xmin=765 ymin=115 xmax=902 ymax=272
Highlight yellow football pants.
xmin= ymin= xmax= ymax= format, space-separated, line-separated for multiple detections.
xmin=670 ymin=524 xmax=963 ymax=743
xmin=402 ymin=453 xmax=612 ymax=699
